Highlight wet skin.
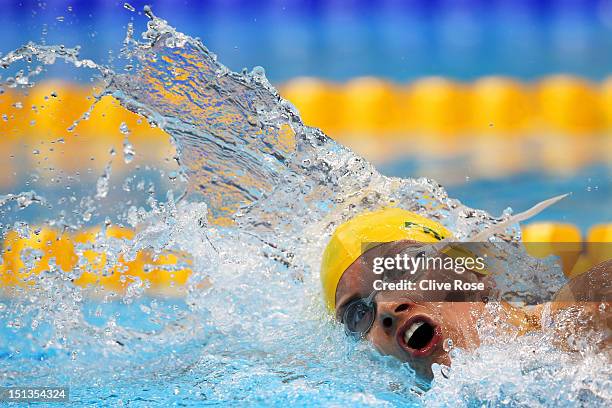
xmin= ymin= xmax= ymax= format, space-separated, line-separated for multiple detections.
xmin=334 ymin=241 xmax=611 ymax=379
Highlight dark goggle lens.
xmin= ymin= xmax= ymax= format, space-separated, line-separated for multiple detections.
xmin=342 ymin=299 xmax=375 ymax=337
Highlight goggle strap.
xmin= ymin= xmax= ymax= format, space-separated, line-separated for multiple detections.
xmin=364 ymin=290 xmax=378 ymax=307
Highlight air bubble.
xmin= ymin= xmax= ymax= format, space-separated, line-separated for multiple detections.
xmin=119 ymin=122 xmax=130 ymax=135
xmin=440 ymin=365 xmax=451 ymax=379
xmin=95 ymin=162 xmax=112 ymax=199
xmin=443 ymin=338 xmax=454 ymax=352
xmin=123 ymin=137 xmax=135 ymax=164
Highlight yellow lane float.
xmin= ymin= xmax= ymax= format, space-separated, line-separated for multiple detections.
xmin=0 ymin=228 xmax=76 ymax=287
xmin=601 ymin=77 xmax=612 ymax=129
xmin=535 ymin=75 xmax=603 ymax=135
xmin=143 ymin=251 xmax=193 ymax=295
xmin=279 ymin=77 xmax=342 ymax=136
xmin=0 ymin=84 xmax=172 ymax=179
xmin=586 ymin=224 xmax=612 ymax=267
xmin=0 ymin=226 xmax=192 ymax=295
xmin=3 ymin=77 xmax=612 ymax=141
xmin=72 ymin=226 xmax=146 ymax=292
xmin=341 ymin=77 xmax=399 ymax=136
xmin=279 ymin=75 xmax=612 ymax=136
xmin=470 ymin=77 xmax=532 ymax=134
xmin=522 ymin=222 xmax=583 ymax=276
xmin=405 ymin=77 xmax=467 ymax=136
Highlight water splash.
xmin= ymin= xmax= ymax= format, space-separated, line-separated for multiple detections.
xmin=0 ymin=191 xmax=46 ymax=210
xmin=95 ymin=156 xmax=113 ymax=199
xmin=426 ymin=302 xmax=611 ymax=406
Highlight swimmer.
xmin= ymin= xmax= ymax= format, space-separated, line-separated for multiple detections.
xmin=320 ymin=207 xmax=611 ymax=379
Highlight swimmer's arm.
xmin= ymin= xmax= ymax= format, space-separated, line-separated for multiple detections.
xmin=542 ymin=260 xmax=611 ymax=350
xmin=553 ymin=259 xmax=611 ymax=303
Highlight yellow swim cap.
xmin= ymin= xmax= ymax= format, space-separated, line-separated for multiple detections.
xmin=320 ymin=208 xmax=451 ymax=311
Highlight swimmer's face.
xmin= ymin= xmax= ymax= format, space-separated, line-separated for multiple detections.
xmin=334 ymin=240 xmax=487 ymax=378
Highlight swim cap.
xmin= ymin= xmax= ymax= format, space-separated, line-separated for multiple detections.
xmin=320 ymin=208 xmax=451 ymax=311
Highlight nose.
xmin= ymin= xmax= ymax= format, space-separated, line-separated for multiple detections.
xmin=376 ymin=301 xmax=412 ymax=332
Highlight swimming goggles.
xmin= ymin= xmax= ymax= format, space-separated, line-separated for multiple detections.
xmin=341 ymin=247 xmax=434 ymax=338
xmin=341 ymin=264 xmax=429 ymax=338
xmin=342 ymin=290 xmax=379 ymax=338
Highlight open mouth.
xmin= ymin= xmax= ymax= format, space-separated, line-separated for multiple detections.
xmin=397 ymin=315 xmax=441 ymax=358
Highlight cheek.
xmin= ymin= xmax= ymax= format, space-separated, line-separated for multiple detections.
xmin=366 ymin=325 xmax=406 ymax=360
xmin=366 ymin=327 xmax=398 ymax=356
xmin=439 ymin=305 xmax=480 ymax=347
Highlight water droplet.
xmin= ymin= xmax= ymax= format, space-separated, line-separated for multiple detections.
xmin=123 ymin=3 xmax=135 ymax=12
xmin=123 ymin=137 xmax=135 ymax=164
xmin=56 ymin=16 xmax=65 ymax=22
xmin=1 ymin=191 xmax=46 ymax=210
xmin=251 ymin=66 xmax=266 ymax=80
xmin=95 ymin=162 xmax=112 ymax=199
xmin=119 ymin=122 xmax=130 ymax=135
xmin=143 ymin=5 xmax=154 ymax=19
xmin=246 ymin=115 xmax=258 ymax=126
xmin=13 ymin=101 xmax=23 ymax=109
xmin=122 ymin=178 xmax=132 ymax=192
xmin=440 ymin=365 xmax=451 ymax=379
xmin=443 ymin=338 xmax=454 ymax=352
